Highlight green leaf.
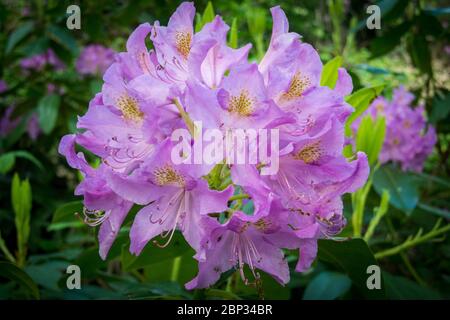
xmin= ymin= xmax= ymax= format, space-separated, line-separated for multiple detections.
xmin=121 ymin=231 xmax=191 ymax=271
xmin=384 ymin=273 xmax=441 ymax=299
xmin=355 ymin=115 xmax=386 ymax=166
xmin=317 ymin=238 xmax=385 ymax=299
xmin=0 ymin=153 xmax=15 ymax=174
xmin=52 ymin=201 xmax=83 ymax=224
xmin=407 ymin=33 xmax=432 ymax=76
xmin=47 ymin=25 xmax=79 ymax=56
xmin=12 ymin=173 xmax=32 ymax=261
xmin=206 ymin=289 xmax=242 ymax=300
xmin=417 ymin=203 xmax=450 ymax=220
xmin=25 ymin=260 xmax=68 ymax=291
xmin=373 ymin=164 xmax=419 ymax=214
xmin=194 ymin=2 xmax=215 ymax=32
xmin=0 ymin=262 xmax=40 ymax=299
xmin=430 ymin=89 xmax=450 ymax=124
xmin=0 ymin=151 xmax=43 ymax=174
xmin=303 ymin=271 xmax=351 ymax=300
xmin=90 ymin=79 xmax=103 ymax=95
xmin=229 ymin=18 xmax=238 ymax=49
xmin=37 ymin=94 xmax=61 ymax=134
xmin=49 ymin=201 xmax=84 ymax=231
xmin=75 ymin=247 xmax=107 ymax=279
xmin=5 ymin=21 xmax=34 ymax=54
xmin=11 ymin=150 xmax=44 ymax=171
xmin=424 ymin=7 xmax=450 ymax=16
xmin=320 ymin=56 xmax=343 ymax=89
xmin=369 ymin=21 xmax=411 ymax=58
xmin=202 ymin=2 xmax=215 ymax=25
xmin=345 ymin=85 xmax=385 ymax=136
xmin=194 ymin=13 xmax=203 ymax=33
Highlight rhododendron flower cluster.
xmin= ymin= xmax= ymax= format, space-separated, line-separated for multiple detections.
xmin=76 ymin=44 xmax=116 ymax=76
xmin=59 ymin=2 xmax=369 ymax=289
xmin=357 ymin=86 xmax=436 ymax=172
xmin=20 ymin=49 xmax=65 ymax=72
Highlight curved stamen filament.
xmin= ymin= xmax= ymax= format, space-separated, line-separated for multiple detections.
xmin=152 ymin=190 xmax=187 ymax=248
xmin=231 ymin=233 xmax=262 ymax=286
xmin=82 ymin=208 xmax=110 ymax=226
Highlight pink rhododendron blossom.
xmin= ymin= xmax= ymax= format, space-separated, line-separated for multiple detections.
xmin=354 ymin=86 xmax=436 ymax=172
xmin=76 ymin=44 xmax=116 ymax=76
xmin=59 ymin=2 xmax=369 ymax=289
xmin=20 ymin=49 xmax=65 ymax=72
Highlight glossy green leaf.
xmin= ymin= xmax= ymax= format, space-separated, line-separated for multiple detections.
xmin=0 ymin=151 xmax=44 ymax=174
xmin=229 ymin=18 xmax=238 ymax=49
xmin=384 ymin=273 xmax=441 ymax=299
xmin=345 ymin=85 xmax=384 ymax=136
xmin=5 ymin=21 xmax=34 ymax=54
xmin=407 ymin=33 xmax=432 ymax=75
xmin=37 ymin=94 xmax=61 ymax=134
xmin=355 ymin=115 xmax=386 ymax=166
xmin=25 ymin=260 xmax=68 ymax=291
xmin=52 ymin=201 xmax=83 ymax=224
xmin=417 ymin=203 xmax=450 ymax=220
xmin=121 ymin=231 xmax=191 ymax=271
xmin=430 ymin=89 xmax=450 ymax=124
xmin=0 ymin=153 xmax=15 ymax=174
xmin=369 ymin=21 xmax=411 ymax=58
xmin=12 ymin=150 xmax=44 ymax=171
xmin=47 ymin=25 xmax=79 ymax=56
xmin=12 ymin=173 xmax=32 ymax=264
xmin=0 ymin=262 xmax=40 ymax=299
xmin=320 ymin=56 xmax=343 ymax=89
xmin=373 ymin=164 xmax=419 ymax=214
xmin=202 ymin=2 xmax=215 ymax=25
xmin=303 ymin=271 xmax=351 ymax=300
xmin=194 ymin=13 xmax=203 ymax=33
xmin=317 ymin=238 xmax=385 ymax=299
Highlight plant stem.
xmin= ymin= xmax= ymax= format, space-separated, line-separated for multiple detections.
xmin=364 ymin=190 xmax=389 ymax=242
xmin=0 ymin=231 xmax=16 ymax=264
xmin=170 ymin=256 xmax=182 ymax=282
xmin=400 ymin=251 xmax=427 ymax=287
xmin=173 ymin=98 xmax=195 ymax=136
xmin=352 ymin=179 xmax=372 ymax=237
xmin=375 ymin=222 xmax=450 ymax=259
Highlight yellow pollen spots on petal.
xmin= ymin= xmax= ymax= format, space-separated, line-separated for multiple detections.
xmin=175 ymin=31 xmax=192 ymax=59
xmin=375 ymin=103 xmax=385 ymax=113
xmin=238 ymin=222 xmax=251 ymax=233
xmin=294 ymin=141 xmax=322 ymax=164
xmin=116 ymin=94 xmax=144 ymax=122
xmin=228 ymin=90 xmax=254 ymax=117
xmin=281 ymin=72 xmax=311 ymax=101
xmin=392 ymin=138 xmax=400 ymax=145
xmin=154 ymin=165 xmax=185 ymax=186
xmin=403 ymin=120 xmax=411 ymax=128
xmin=254 ymin=218 xmax=271 ymax=231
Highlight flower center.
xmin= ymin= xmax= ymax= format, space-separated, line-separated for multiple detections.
xmin=281 ymin=72 xmax=311 ymax=101
xmin=175 ymin=31 xmax=192 ymax=59
xmin=116 ymin=94 xmax=144 ymax=122
xmin=253 ymin=218 xmax=272 ymax=231
xmin=228 ymin=90 xmax=254 ymax=117
xmin=153 ymin=165 xmax=185 ymax=186
xmin=294 ymin=141 xmax=322 ymax=164
xmin=289 ymin=208 xmax=346 ymax=237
